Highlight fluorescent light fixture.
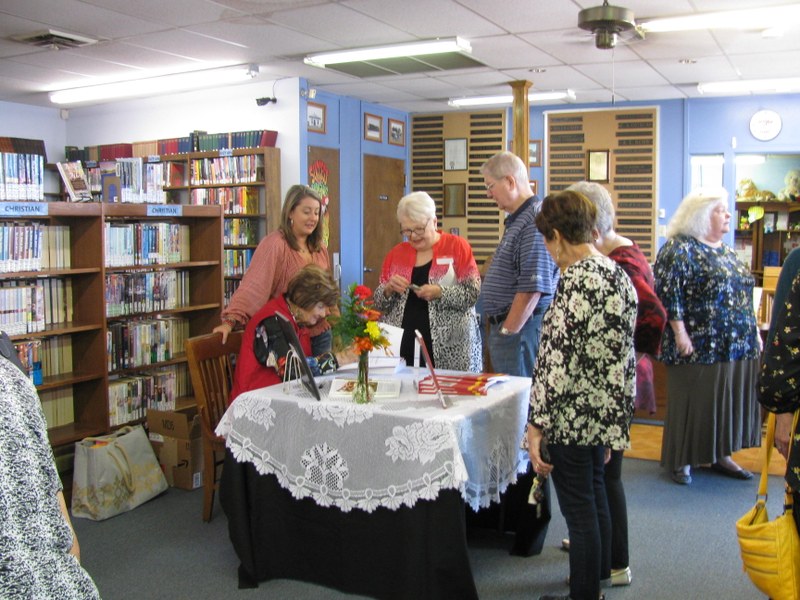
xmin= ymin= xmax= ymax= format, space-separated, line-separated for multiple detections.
xmin=690 ymin=155 xmax=725 ymax=167
xmin=639 ymin=4 xmax=800 ymax=33
xmin=304 ymin=37 xmax=471 ymax=67
xmin=697 ymin=77 xmax=800 ymax=95
xmin=448 ymin=89 xmax=575 ymax=108
xmin=49 ymin=64 xmax=259 ymax=105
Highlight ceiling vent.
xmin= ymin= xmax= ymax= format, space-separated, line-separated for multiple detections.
xmin=10 ymin=29 xmax=98 ymax=50
xmin=578 ymin=1 xmax=636 ymax=49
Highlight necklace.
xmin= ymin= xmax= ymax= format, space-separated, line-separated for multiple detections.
xmin=286 ymin=300 xmax=304 ymax=325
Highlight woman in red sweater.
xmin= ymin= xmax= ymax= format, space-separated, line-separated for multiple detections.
xmin=229 ymin=265 xmax=354 ymax=404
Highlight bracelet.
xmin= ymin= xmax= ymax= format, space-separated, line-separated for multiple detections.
xmin=222 ymin=317 xmax=237 ymax=329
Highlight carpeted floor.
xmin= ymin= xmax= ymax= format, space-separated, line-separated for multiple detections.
xmin=72 ymin=454 xmax=779 ymax=600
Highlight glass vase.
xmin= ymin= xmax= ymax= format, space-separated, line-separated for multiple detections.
xmin=353 ymin=351 xmax=372 ymax=404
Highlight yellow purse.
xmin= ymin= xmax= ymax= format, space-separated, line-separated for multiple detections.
xmin=736 ymin=411 xmax=800 ymax=600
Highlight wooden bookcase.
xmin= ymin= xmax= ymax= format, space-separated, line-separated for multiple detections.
xmin=0 ymin=146 xmax=280 ymax=453
xmin=734 ymin=200 xmax=800 ymax=284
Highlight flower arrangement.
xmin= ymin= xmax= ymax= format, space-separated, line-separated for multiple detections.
xmin=332 ymin=283 xmax=389 ymax=403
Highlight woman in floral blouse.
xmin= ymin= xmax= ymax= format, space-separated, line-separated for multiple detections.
xmin=527 ymin=190 xmax=637 ymax=600
xmin=654 ymin=188 xmax=761 ymax=485
xmin=759 ymin=251 xmax=800 ymax=536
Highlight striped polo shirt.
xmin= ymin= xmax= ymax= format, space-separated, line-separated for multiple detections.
xmin=480 ymin=196 xmax=559 ymax=318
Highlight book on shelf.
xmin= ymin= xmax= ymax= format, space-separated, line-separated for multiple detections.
xmin=56 ymin=161 xmax=93 ymax=201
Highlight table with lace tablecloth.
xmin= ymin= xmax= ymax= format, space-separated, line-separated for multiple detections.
xmin=217 ymin=369 xmax=531 ymax=599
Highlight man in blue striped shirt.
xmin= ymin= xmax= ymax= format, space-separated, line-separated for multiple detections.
xmin=479 ymin=152 xmax=559 ymax=378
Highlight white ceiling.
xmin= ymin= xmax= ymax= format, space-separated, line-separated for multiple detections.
xmin=1 ymin=0 xmax=799 ymax=112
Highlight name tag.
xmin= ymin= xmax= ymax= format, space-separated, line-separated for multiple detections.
xmin=436 ymin=256 xmax=453 ymax=265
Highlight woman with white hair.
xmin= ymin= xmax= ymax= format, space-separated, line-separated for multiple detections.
xmin=654 ymin=187 xmax=761 ymax=485
xmin=374 ymin=191 xmax=482 ymax=372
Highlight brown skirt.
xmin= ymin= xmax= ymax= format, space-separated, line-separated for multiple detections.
xmin=660 ymin=359 xmax=761 ymax=471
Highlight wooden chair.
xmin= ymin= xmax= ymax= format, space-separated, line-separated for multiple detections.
xmin=185 ymin=330 xmax=242 ymax=522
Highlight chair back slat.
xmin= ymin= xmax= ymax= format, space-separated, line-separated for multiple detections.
xmin=186 ymin=331 xmax=242 ymax=437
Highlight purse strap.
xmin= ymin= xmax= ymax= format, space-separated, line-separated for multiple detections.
xmin=759 ymin=410 xmax=800 ymax=506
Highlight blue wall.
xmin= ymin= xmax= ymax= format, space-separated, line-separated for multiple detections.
xmin=530 ymin=93 xmax=800 ymax=249
xmin=299 ymin=89 xmax=800 ymax=283
xmin=299 ymin=81 xmax=408 ymax=288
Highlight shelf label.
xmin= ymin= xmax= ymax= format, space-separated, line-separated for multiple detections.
xmin=1 ymin=203 xmax=49 ymax=216
xmin=219 ymin=148 xmax=233 ymax=157
xmin=147 ymin=155 xmax=161 ymax=163
xmin=147 ymin=205 xmax=182 ymax=217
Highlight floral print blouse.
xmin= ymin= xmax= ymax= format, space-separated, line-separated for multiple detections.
xmin=759 ymin=271 xmax=800 ymax=492
xmin=528 ymin=255 xmax=637 ymax=450
xmin=654 ymin=235 xmax=759 ymax=365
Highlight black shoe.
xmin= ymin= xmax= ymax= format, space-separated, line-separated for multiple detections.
xmin=710 ymin=462 xmax=753 ymax=480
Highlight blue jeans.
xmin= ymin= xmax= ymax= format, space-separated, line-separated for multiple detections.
xmin=604 ymin=449 xmax=629 ymax=570
xmin=486 ymin=311 xmax=544 ymax=378
xmin=549 ymin=444 xmax=611 ymax=600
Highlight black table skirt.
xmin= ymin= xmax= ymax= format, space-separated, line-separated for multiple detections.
xmin=220 ymin=450 xmax=479 ymax=600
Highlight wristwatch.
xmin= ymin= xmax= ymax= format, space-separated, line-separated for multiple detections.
xmin=499 ymin=326 xmax=512 ymax=336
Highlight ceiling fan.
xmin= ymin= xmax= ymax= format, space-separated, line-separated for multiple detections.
xmin=577 ymin=1 xmax=800 ymax=50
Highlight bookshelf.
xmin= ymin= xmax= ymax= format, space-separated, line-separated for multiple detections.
xmin=0 ymin=143 xmax=280 ymax=455
xmin=735 ymin=200 xmax=800 ymax=284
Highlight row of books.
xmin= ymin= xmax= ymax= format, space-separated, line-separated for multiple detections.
xmin=32 ymin=335 xmax=73 ymax=380
xmin=115 ymin=158 xmax=170 ymax=204
xmin=13 ymin=338 xmax=43 ymax=384
xmin=64 ymin=128 xmax=278 ymax=163
xmin=0 ymin=223 xmax=70 ymax=273
xmin=0 ymin=137 xmax=46 ymax=158
xmin=224 ymin=218 xmax=259 ymax=246
xmin=190 ymin=155 xmax=263 ymax=186
xmin=191 ymin=129 xmax=278 ymax=152
xmin=41 ymin=387 xmax=74 ymax=429
xmin=0 ymin=283 xmax=45 ymax=334
xmin=105 ymin=222 xmax=190 ymax=267
xmin=108 ymin=365 xmax=189 ymax=427
xmin=1 ymin=152 xmax=46 ymax=201
xmin=105 ymin=270 xmax=189 ymax=317
xmin=107 ymin=316 xmax=189 ymax=372
xmin=224 ymin=248 xmax=254 ymax=277
xmin=190 ymin=185 xmax=260 ymax=213
xmin=224 ymin=279 xmax=241 ymax=306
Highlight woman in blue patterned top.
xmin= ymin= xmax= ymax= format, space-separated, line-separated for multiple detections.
xmin=654 ymin=187 xmax=761 ymax=485
xmin=527 ymin=190 xmax=637 ymax=600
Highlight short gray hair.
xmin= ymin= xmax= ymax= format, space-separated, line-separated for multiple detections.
xmin=480 ymin=151 xmax=528 ymax=187
xmin=666 ymin=187 xmax=729 ymax=239
xmin=397 ymin=191 xmax=436 ymax=224
xmin=567 ymin=181 xmax=614 ymax=235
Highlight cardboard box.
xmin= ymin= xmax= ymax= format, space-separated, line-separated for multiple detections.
xmin=147 ymin=406 xmax=200 ymax=440
xmin=151 ymin=436 xmax=203 ymax=490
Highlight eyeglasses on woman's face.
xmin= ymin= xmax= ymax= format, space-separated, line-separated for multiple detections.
xmin=400 ymin=218 xmax=430 ymax=239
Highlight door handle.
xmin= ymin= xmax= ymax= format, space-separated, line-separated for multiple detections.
xmin=363 ymin=267 xmax=373 ymax=273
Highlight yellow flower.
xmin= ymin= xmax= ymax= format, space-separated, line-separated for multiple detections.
xmin=366 ymin=320 xmax=381 ymax=341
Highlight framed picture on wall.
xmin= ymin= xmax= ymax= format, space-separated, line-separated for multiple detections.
xmin=388 ymin=119 xmax=405 ymax=146
xmin=444 ymin=183 xmax=466 ymax=217
xmin=588 ymin=150 xmax=610 ymax=182
xmin=444 ymin=138 xmax=467 ymax=171
xmin=307 ymin=102 xmax=326 ymax=134
xmin=529 ymin=140 xmax=542 ymax=167
xmin=364 ymin=113 xmax=382 ymax=142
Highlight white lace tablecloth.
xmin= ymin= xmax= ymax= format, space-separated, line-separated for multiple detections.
xmin=217 ymin=369 xmax=531 ymax=513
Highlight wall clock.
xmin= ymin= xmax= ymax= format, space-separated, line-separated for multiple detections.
xmin=749 ymin=109 xmax=782 ymax=141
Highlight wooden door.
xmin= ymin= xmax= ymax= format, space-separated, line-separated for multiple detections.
xmin=363 ymin=154 xmax=405 ymax=290
xmin=308 ymin=146 xmax=340 ymax=261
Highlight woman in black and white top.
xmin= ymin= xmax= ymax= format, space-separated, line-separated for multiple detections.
xmin=526 ymin=190 xmax=637 ymax=600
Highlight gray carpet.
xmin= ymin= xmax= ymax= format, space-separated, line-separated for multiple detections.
xmin=72 ymin=457 xmax=775 ymax=599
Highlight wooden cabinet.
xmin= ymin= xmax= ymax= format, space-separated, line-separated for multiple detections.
xmin=0 ymin=147 xmax=280 ymax=451
xmin=734 ymin=201 xmax=800 ymax=284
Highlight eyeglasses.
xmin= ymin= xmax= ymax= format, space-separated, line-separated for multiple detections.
xmin=400 ymin=219 xmax=430 ymax=238
xmin=485 ymin=181 xmax=497 ymax=192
